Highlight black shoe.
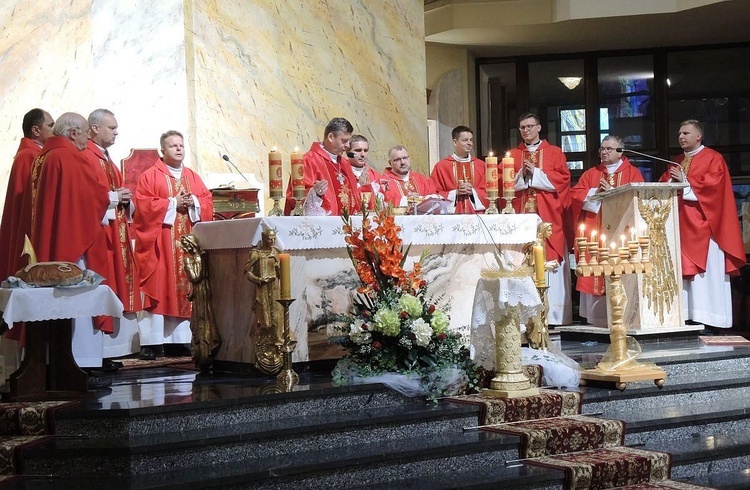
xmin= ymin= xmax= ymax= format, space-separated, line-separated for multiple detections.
xmin=138 ymin=347 xmax=157 ymax=361
xmin=101 ymin=359 xmax=123 ymax=372
xmin=164 ymin=343 xmax=192 ymax=357
xmin=88 ymin=375 xmax=112 ymax=390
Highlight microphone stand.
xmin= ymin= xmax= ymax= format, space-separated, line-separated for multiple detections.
xmin=618 ymin=148 xmax=680 ymax=167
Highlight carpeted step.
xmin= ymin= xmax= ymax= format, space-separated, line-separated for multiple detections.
xmin=525 ymin=445 xmax=671 ymax=490
xmin=482 ymin=415 xmax=625 ymax=459
xmin=611 ymin=480 xmax=717 ymax=488
xmin=444 ymin=389 xmax=581 ymax=425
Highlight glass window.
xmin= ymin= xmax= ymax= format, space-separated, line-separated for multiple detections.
xmin=598 ymin=55 xmax=655 ymax=150
xmin=668 ymin=47 xmax=750 ymax=147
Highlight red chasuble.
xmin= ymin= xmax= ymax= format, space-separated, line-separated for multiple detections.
xmin=0 ymin=138 xmax=41 ymax=281
xmin=283 ymin=143 xmax=360 ymax=215
xmin=659 ymin=147 xmax=745 ymax=278
xmin=508 ymin=141 xmax=572 ymax=262
xmin=571 ymin=157 xmax=644 ymax=295
xmin=381 ymin=168 xmax=437 ymax=207
xmin=30 ymin=136 xmax=112 ymax=332
xmin=83 ymin=141 xmax=142 ymax=313
xmin=430 ymin=156 xmax=489 ymax=214
xmin=133 ymin=159 xmax=213 ymax=318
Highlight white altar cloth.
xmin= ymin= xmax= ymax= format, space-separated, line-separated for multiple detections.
xmin=0 ymin=286 xmax=123 ymax=324
xmin=193 ymin=214 xmax=539 ymax=251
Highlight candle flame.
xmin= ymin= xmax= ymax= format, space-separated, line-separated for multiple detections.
xmin=488 ymin=151 xmax=494 ymax=157
xmin=505 ymin=151 xmax=510 ymax=158
xmin=294 ymin=146 xmax=299 ymax=152
xmin=272 ymin=146 xmax=277 ymax=152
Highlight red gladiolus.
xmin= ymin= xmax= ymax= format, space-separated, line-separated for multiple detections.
xmin=427 ymin=304 xmax=436 ymax=314
xmin=372 ymin=341 xmax=381 ymax=349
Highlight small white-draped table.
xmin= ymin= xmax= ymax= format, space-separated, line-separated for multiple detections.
xmin=192 ymin=214 xmax=540 ymax=367
xmin=0 ymin=285 xmax=123 ymax=400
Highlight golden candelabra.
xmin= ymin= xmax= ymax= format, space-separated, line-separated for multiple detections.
xmin=275 ymin=298 xmax=299 ymax=390
xmin=268 ymin=195 xmax=284 ymax=216
xmin=501 ymin=189 xmax=516 ymax=214
xmin=486 ymin=188 xmax=499 ymax=214
xmin=575 ymin=233 xmax=666 ymax=390
xmin=291 ymin=188 xmax=305 ymax=216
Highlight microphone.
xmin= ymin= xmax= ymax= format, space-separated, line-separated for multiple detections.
xmin=222 ymin=154 xmax=249 ymax=182
xmin=617 ymin=148 xmax=680 ymax=166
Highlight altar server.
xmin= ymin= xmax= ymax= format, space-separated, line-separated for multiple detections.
xmin=430 ymin=125 xmax=488 ymax=214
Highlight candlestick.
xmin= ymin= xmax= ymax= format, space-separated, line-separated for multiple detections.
xmin=275 ymin=298 xmax=299 ymax=390
xmin=485 ymin=152 xmax=499 ymax=214
xmin=290 ymin=147 xmax=305 ymax=216
xmin=576 ymin=237 xmax=588 ymax=266
xmin=279 ymin=253 xmax=291 ymax=299
xmin=579 ymin=223 xmax=585 ymax=238
xmin=533 ymin=245 xmax=545 ymax=285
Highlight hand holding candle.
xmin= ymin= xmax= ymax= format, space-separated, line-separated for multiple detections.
xmin=279 ymin=253 xmax=291 ymax=299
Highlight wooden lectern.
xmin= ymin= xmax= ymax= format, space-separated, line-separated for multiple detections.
xmin=590 ymin=182 xmax=694 ymax=333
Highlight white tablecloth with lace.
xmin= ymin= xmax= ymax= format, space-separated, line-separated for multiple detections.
xmin=470 ymin=276 xmax=543 ymax=370
xmin=0 ymin=285 xmax=123 ymax=324
xmin=193 ymin=214 xmax=539 ymax=250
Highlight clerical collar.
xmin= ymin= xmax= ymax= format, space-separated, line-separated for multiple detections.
xmin=166 ymin=163 xmax=183 ymax=179
xmin=319 ymin=143 xmax=338 ymax=162
xmin=452 ymin=153 xmax=471 ymax=163
xmin=525 ymin=140 xmax=542 ymax=151
xmin=351 ymin=165 xmax=365 ymax=178
xmin=604 ymin=159 xmax=623 ymax=174
xmin=684 ymin=145 xmax=704 ymax=157
xmin=396 ymin=172 xmax=410 ymax=181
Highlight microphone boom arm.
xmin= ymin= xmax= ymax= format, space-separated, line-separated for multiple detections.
xmin=618 ymin=148 xmax=679 ymax=166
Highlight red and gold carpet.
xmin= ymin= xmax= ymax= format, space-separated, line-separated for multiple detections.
xmin=482 ymin=414 xmax=625 ymax=458
xmin=0 ymin=401 xmax=77 ymax=476
xmin=526 ymin=446 xmax=671 ymax=490
xmin=446 ymin=389 xmax=582 ymax=425
xmin=612 ymin=481 xmax=717 ymax=489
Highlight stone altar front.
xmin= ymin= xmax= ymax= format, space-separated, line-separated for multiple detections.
xmin=192 ymin=214 xmax=539 ymax=365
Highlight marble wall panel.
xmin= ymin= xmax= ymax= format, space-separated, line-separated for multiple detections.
xmin=186 ymin=0 xmax=428 ymax=193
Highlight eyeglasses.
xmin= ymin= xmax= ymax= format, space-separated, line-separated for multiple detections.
xmin=519 ymin=124 xmax=539 ymax=131
xmin=599 ymin=147 xmax=619 ymax=153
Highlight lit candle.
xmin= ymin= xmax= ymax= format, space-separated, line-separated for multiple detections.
xmin=611 ymin=242 xmax=617 ymax=253
xmin=485 ymin=152 xmax=498 ymax=191
xmin=579 ymin=223 xmax=585 ymax=238
xmin=268 ymin=147 xmax=283 ymax=199
xmin=591 ymin=230 xmax=597 ymax=242
xmin=533 ymin=245 xmax=545 ymax=284
xmin=279 ymin=253 xmax=291 ymax=299
xmin=630 ymin=228 xmax=636 ymax=242
xmin=501 ymin=152 xmax=515 ymax=195
xmin=600 ymin=234 xmax=606 ymax=248
xmin=620 ymin=234 xmax=626 ymax=248
xmin=290 ymin=147 xmax=305 ymax=198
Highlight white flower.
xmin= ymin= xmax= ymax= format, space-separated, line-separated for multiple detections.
xmin=349 ymin=318 xmax=372 ymax=345
xmin=411 ymin=318 xmax=433 ymax=347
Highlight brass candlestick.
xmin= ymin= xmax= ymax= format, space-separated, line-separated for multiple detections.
xmin=268 ymin=195 xmax=284 ymax=216
xmin=534 ymin=285 xmax=550 ymax=351
xmin=501 ymin=191 xmax=516 ymax=214
xmin=486 ymin=189 xmax=499 ymax=214
xmin=291 ymin=189 xmax=305 ymax=216
xmin=275 ymin=298 xmax=299 ymax=390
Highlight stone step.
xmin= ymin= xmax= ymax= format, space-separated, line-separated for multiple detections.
xmin=678 ymin=467 xmax=750 ymax=489
xmin=580 ymin=369 xmax=750 ymax=414
xmin=53 ymin=378 xmax=413 ymax=441
xmin=26 ymin=400 xmax=480 ymax=476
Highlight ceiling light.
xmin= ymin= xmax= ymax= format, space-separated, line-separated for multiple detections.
xmin=558 ymin=77 xmax=582 ymax=90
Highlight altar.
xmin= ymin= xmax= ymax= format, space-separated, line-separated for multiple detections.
xmin=192 ymin=214 xmax=539 ymax=366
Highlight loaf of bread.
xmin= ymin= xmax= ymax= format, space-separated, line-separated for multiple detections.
xmin=15 ymin=261 xmax=84 ymax=287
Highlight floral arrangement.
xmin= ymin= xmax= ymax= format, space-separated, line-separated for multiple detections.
xmin=332 ymin=205 xmax=480 ymax=400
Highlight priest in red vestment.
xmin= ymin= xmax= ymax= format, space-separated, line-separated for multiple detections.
xmin=507 ymin=113 xmax=573 ymax=325
xmin=83 ymin=109 xmax=142 ymax=360
xmin=571 ymin=136 xmax=644 ymax=326
xmin=381 ymin=146 xmax=437 ymax=207
xmin=348 ymin=134 xmax=382 ymax=189
xmin=30 ymin=112 xmax=112 ymax=369
xmin=133 ymin=130 xmax=213 ymax=358
xmin=0 ymin=109 xmax=54 ymax=281
xmin=0 ymin=109 xmax=54 ymax=370
xmin=430 ymin=125 xmax=488 ymax=214
xmin=283 ymin=117 xmax=360 ymax=216
xmin=659 ymin=119 xmax=746 ymax=328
